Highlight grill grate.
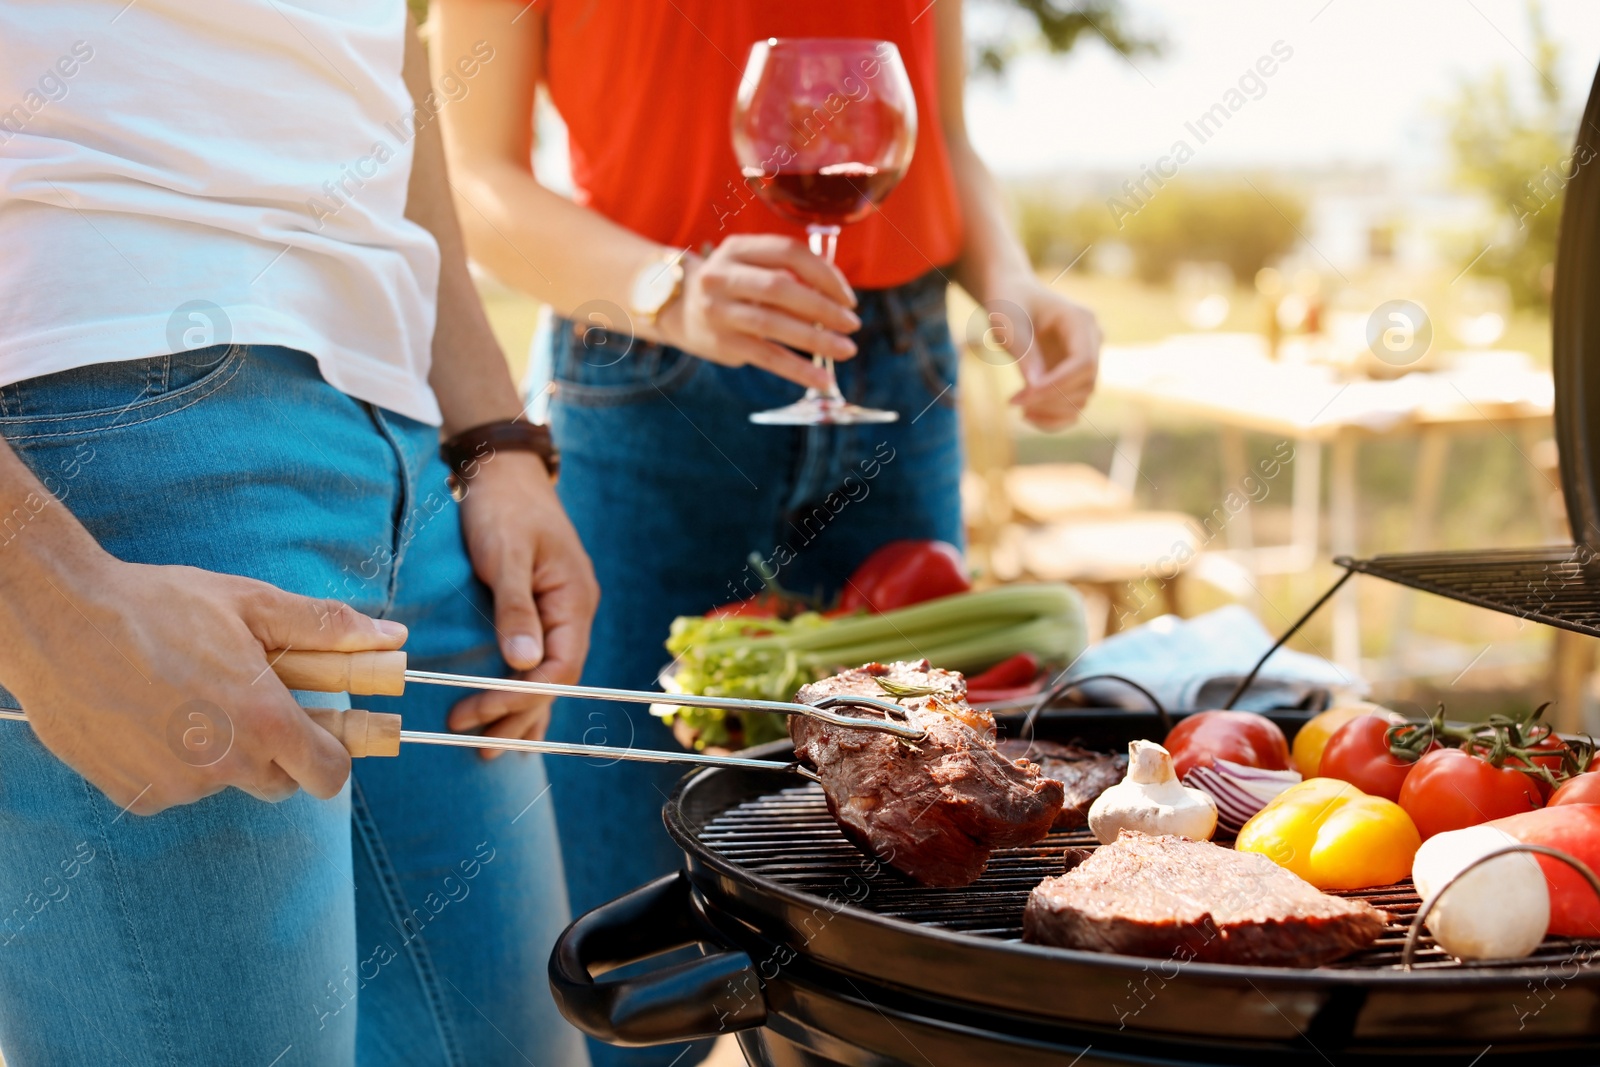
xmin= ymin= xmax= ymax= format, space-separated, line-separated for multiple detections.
xmin=698 ymin=783 xmax=1600 ymax=972
xmin=1336 ymin=547 xmax=1600 ymax=638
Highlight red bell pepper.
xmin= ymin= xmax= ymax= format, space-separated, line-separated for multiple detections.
xmin=837 ymin=540 xmax=970 ymax=614
xmin=706 ymin=593 xmax=783 ymax=619
xmin=1163 ymin=710 xmax=1291 ymax=781
xmin=966 ymin=652 xmax=1040 ymax=691
xmin=1491 ymin=804 xmax=1600 ymax=938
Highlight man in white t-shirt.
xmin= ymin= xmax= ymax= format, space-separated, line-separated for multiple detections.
xmin=0 ymin=4 xmax=596 ymax=1063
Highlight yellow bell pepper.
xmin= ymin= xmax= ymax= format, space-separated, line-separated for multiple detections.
xmin=1236 ymin=777 xmax=1421 ymax=890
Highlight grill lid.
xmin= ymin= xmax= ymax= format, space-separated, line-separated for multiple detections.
xmin=1554 ymin=58 xmax=1600 ymax=544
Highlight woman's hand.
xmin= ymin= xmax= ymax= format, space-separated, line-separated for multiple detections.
xmin=448 ymin=452 xmax=599 ymax=754
xmin=656 ymin=234 xmax=862 ymax=390
xmin=999 ymin=281 xmax=1103 ymax=431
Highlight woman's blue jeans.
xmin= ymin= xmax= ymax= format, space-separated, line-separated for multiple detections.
xmin=0 ymin=347 xmax=588 ymax=1067
xmin=540 ymin=269 xmax=963 ymax=1067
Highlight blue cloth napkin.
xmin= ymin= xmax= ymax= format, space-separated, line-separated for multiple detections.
xmin=1065 ymin=604 xmax=1364 ymax=713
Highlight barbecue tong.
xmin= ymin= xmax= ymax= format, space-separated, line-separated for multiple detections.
xmin=0 ymin=651 xmax=923 ymax=781
xmin=263 ymin=650 xmax=924 ymax=779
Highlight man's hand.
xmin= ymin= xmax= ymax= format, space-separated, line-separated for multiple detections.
xmin=1001 ymin=282 xmax=1103 ymax=431
xmin=657 ymin=234 xmax=861 ymax=391
xmin=447 ymin=453 xmax=598 ymax=754
xmin=1 ymin=558 xmax=408 ymax=816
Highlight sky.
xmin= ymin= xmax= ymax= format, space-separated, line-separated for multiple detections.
xmin=964 ymin=0 xmax=1600 ymax=179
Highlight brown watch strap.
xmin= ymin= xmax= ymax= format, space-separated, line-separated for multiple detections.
xmin=440 ymin=420 xmax=559 ymax=480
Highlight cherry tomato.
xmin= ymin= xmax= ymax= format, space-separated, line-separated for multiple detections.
xmin=1164 ymin=710 xmax=1291 ymax=781
xmin=1398 ymin=747 xmax=1543 ymax=840
xmin=838 ymin=540 xmax=970 ymax=613
xmin=1549 ymin=771 xmax=1600 ymax=807
xmin=1318 ymin=715 xmax=1434 ymax=802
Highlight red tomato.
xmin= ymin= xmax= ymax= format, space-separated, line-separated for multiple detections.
xmin=1317 ymin=716 xmax=1433 ymax=802
xmin=1491 ymin=804 xmax=1600 ymax=937
xmin=838 ymin=540 xmax=970 ymax=613
xmin=1398 ymin=747 xmax=1543 ymax=840
xmin=1549 ymin=771 xmax=1600 ymax=807
xmin=1164 ymin=710 xmax=1291 ymax=781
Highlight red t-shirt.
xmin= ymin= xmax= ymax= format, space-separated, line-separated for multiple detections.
xmin=541 ymin=0 xmax=965 ymax=290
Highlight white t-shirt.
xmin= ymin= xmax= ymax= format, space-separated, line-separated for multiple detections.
xmin=0 ymin=1 xmax=443 ymax=425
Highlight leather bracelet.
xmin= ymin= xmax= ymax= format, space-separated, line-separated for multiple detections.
xmin=440 ymin=419 xmax=559 ymax=481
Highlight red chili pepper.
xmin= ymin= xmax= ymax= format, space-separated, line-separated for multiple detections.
xmin=1398 ymin=747 xmax=1543 ymax=840
xmin=1318 ymin=716 xmax=1436 ymax=802
xmin=1491 ymin=804 xmax=1600 ymax=937
xmin=1550 ymin=772 xmax=1600 ymax=807
xmin=1163 ymin=710 xmax=1291 ymax=781
xmin=837 ymin=540 xmax=970 ymax=614
xmin=966 ymin=653 xmax=1040 ymax=692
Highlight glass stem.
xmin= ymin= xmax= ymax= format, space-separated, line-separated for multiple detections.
xmin=807 ymin=224 xmax=844 ymax=402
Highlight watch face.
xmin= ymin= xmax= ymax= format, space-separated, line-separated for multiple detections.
xmin=631 ymin=258 xmax=681 ymax=317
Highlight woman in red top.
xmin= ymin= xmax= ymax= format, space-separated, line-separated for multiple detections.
xmin=435 ymin=5 xmax=1098 ymax=1061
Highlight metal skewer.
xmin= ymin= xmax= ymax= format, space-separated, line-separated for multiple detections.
xmin=269 ymin=650 xmax=925 ymax=742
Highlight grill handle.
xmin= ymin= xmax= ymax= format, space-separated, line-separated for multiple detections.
xmin=548 ymin=871 xmax=767 ymax=1045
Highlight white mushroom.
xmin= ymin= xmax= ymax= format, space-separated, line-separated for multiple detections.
xmin=1412 ymin=825 xmax=1549 ymax=960
xmin=1087 ymin=740 xmax=1218 ymax=845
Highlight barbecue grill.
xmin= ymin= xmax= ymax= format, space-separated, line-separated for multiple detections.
xmin=550 ymin=712 xmax=1600 ymax=1066
xmin=548 ymin=61 xmax=1600 ymax=1067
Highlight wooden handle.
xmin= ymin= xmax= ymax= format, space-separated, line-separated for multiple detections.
xmin=304 ymin=708 xmax=402 ymax=758
xmin=270 ymin=650 xmax=407 ymax=696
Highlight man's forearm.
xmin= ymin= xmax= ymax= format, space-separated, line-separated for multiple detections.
xmin=0 ymin=440 xmax=109 ymax=657
xmin=401 ymin=14 xmax=522 ymax=437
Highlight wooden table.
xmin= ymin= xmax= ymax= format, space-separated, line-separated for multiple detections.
xmin=1096 ymin=333 xmax=1555 ymax=671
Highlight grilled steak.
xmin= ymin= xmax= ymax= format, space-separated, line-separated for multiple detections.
xmin=996 ymin=739 xmax=1125 ymax=830
xmin=1023 ymin=832 xmax=1388 ymax=966
xmin=792 ymin=661 xmax=1065 ymax=888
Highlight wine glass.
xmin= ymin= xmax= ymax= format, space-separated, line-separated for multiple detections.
xmin=732 ymin=38 xmax=917 ymax=425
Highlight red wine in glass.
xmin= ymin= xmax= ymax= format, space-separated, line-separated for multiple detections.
xmin=741 ymin=162 xmax=907 ymax=227
xmin=732 ymin=38 xmax=918 ymax=426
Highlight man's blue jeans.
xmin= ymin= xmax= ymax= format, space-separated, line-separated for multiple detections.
xmin=540 ymin=269 xmax=964 ymax=1067
xmin=0 ymin=346 xmax=588 ymax=1067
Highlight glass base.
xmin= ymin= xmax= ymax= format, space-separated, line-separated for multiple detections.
xmin=748 ymin=393 xmax=899 ymax=426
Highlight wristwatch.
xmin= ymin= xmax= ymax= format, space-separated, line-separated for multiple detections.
xmin=628 ymin=248 xmax=687 ymax=325
xmin=440 ymin=420 xmax=559 ymax=482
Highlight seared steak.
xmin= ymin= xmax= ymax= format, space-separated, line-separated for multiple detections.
xmin=1023 ymin=832 xmax=1388 ymax=966
xmin=792 ymin=661 xmax=1065 ymax=888
xmin=996 ymin=739 xmax=1125 ymax=830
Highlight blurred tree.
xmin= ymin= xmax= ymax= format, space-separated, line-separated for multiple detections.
xmin=969 ymin=0 xmax=1160 ymax=76
xmin=1016 ymin=179 xmax=1304 ymax=284
xmin=1446 ymin=0 xmax=1580 ymax=307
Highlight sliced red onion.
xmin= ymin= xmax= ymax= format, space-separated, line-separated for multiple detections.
xmin=1182 ymin=758 xmax=1302 ymax=834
